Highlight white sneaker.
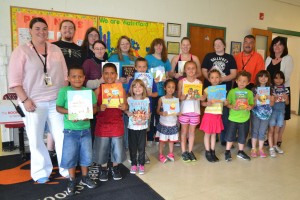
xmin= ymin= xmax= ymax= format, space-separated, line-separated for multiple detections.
xmin=269 ymin=147 xmax=277 ymax=158
xmin=274 ymin=146 xmax=284 ymax=154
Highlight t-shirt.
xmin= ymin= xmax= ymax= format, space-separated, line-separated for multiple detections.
xmin=227 ymin=87 xmax=254 ymax=123
xmin=52 ymin=40 xmax=82 ymax=68
xmin=56 ymin=86 xmax=97 ymax=130
xmin=145 ymin=54 xmax=172 ymax=96
xmin=203 ymin=88 xmax=223 ymax=114
xmin=108 ymin=54 xmax=136 ymax=89
xmin=202 ymin=52 xmax=237 ymax=91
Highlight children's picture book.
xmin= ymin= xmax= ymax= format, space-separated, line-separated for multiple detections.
xmin=207 ymin=84 xmax=226 ymax=103
xmin=122 ymin=65 xmax=135 ymax=78
xmin=162 ymin=98 xmax=180 ymax=115
xmin=67 ymin=90 xmax=93 ymax=120
xmin=274 ymin=85 xmax=286 ymax=102
xmin=183 ymin=83 xmax=203 ymax=99
xmin=128 ymin=99 xmax=149 ymax=126
xmin=177 ymin=61 xmax=186 ymax=74
xmin=134 ymin=72 xmax=153 ymax=90
xmin=256 ymin=87 xmax=270 ymax=105
xmin=235 ymin=91 xmax=248 ymax=109
xmin=101 ymin=62 xmax=120 ymax=78
xmin=149 ymin=66 xmax=166 ymax=82
xmin=102 ymin=83 xmax=124 ymax=108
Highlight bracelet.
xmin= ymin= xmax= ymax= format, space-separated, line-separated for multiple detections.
xmin=22 ymin=97 xmax=28 ymax=103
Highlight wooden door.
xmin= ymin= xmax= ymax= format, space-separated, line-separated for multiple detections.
xmin=252 ymin=28 xmax=272 ymax=59
xmin=187 ymin=24 xmax=226 ymax=66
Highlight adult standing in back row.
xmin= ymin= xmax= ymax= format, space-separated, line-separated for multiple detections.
xmin=202 ymin=38 xmax=237 ymax=146
xmin=266 ymin=36 xmax=294 ymax=149
xmin=234 ymin=35 xmax=264 ymax=90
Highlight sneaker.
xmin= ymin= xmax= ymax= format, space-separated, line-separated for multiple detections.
xmin=159 ymin=154 xmax=167 ymax=163
xmin=138 ymin=165 xmax=145 ymax=175
xmin=145 ymin=153 xmax=150 ymax=164
xmin=277 ymin=141 xmax=282 ymax=147
xmin=205 ymin=151 xmax=214 ymax=162
xmin=259 ymin=149 xmax=267 ymax=158
xmin=250 ymin=149 xmax=257 ymax=158
xmin=80 ymin=176 xmax=97 ymax=189
xmin=112 ymin=166 xmax=122 ymax=180
xmin=36 ymin=177 xmax=49 ymax=184
xmin=225 ymin=151 xmax=232 ymax=162
xmin=264 ymin=140 xmax=269 ymax=146
xmin=211 ymin=150 xmax=219 ymax=162
xmin=237 ymin=151 xmax=251 ymax=161
xmin=99 ymin=168 xmax=109 ymax=181
xmin=66 ymin=178 xmax=76 ymax=196
xmin=167 ymin=153 xmax=175 ymax=162
xmin=181 ymin=151 xmax=191 ymax=162
xmin=188 ymin=151 xmax=197 ymax=162
xmin=269 ymin=147 xmax=277 ymax=158
xmin=274 ymin=145 xmax=284 ymax=154
xmin=130 ymin=165 xmax=137 ymax=174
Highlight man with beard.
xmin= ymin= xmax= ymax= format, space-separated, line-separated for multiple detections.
xmin=234 ymin=35 xmax=264 ymax=90
xmin=53 ymin=19 xmax=82 ymax=68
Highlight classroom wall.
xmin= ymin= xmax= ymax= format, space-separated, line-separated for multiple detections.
xmin=0 ymin=0 xmax=300 ymax=111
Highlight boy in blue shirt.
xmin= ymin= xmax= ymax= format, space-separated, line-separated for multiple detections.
xmin=225 ymin=70 xmax=254 ymax=161
xmin=56 ymin=66 xmax=97 ymax=196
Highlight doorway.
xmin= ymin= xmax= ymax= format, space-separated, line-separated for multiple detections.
xmin=187 ymin=23 xmax=226 ymax=65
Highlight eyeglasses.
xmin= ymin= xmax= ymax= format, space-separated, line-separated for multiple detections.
xmin=94 ymin=48 xmax=106 ymax=51
xmin=88 ymin=34 xmax=99 ymax=39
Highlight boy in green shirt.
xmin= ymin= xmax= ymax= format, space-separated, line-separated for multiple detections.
xmin=225 ymin=71 xmax=254 ymax=161
xmin=56 ymin=66 xmax=97 ymax=196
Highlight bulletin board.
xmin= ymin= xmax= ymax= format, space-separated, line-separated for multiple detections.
xmin=98 ymin=16 xmax=164 ymax=57
xmin=10 ymin=6 xmax=98 ymax=49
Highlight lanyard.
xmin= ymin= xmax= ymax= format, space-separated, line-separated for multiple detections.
xmin=241 ymin=52 xmax=252 ymax=70
xmin=31 ymin=41 xmax=47 ymax=74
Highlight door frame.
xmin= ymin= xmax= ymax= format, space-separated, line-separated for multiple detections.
xmin=187 ymin=23 xmax=226 ymax=39
xmin=268 ymin=27 xmax=300 ymax=115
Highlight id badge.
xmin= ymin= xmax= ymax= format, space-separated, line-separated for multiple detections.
xmin=45 ymin=75 xmax=53 ymax=86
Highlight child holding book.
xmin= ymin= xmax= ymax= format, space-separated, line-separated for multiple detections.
xmin=268 ymin=71 xmax=289 ymax=157
xmin=56 ymin=66 xmax=97 ymax=196
xmin=178 ymin=61 xmax=205 ymax=162
xmin=93 ymin=63 xmax=128 ymax=181
xmin=225 ymin=70 xmax=254 ymax=161
xmin=251 ymin=70 xmax=274 ymax=158
xmin=126 ymin=57 xmax=158 ymax=164
xmin=126 ymin=79 xmax=150 ymax=174
xmin=200 ymin=69 xmax=227 ymax=162
xmin=156 ymin=79 xmax=180 ymax=163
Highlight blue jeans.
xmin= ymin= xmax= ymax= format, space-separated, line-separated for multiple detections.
xmin=60 ymin=129 xmax=92 ymax=169
xmin=226 ymin=120 xmax=250 ymax=144
xmin=220 ymin=106 xmax=229 ymax=143
xmin=251 ymin=113 xmax=269 ymax=141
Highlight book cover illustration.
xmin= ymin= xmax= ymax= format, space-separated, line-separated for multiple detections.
xmin=149 ymin=66 xmax=166 ymax=82
xmin=134 ymin=72 xmax=153 ymax=90
xmin=207 ymin=84 xmax=226 ymax=103
xmin=177 ymin=61 xmax=187 ymax=74
xmin=67 ymin=90 xmax=93 ymax=120
xmin=101 ymin=62 xmax=120 ymax=78
xmin=235 ymin=91 xmax=248 ymax=109
xmin=122 ymin=65 xmax=135 ymax=78
xmin=183 ymin=83 xmax=203 ymax=99
xmin=162 ymin=98 xmax=180 ymax=115
xmin=128 ymin=99 xmax=149 ymax=126
xmin=274 ymin=85 xmax=286 ymax=102
xmin=256 ymin=87 xmax=270 ymax=105
xmin=102 ymin=83 xmax=124 ymax=108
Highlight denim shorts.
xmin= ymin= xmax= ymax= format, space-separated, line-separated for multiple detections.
xmin=269 ymin=110 xmax=284 ymax=127
xmin=225 ymin=120 xmax=250 ymax=144
xmin=93 ymin=136 xmax=126 ymax=165
xmin=60 ymin=129 xmax=92 ymax=169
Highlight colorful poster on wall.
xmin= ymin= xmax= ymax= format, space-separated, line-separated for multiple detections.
xmin=11 ymin=6 xmax=98 ymax=49
xmin=98 ymin=16 xmax=164 ymax=57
